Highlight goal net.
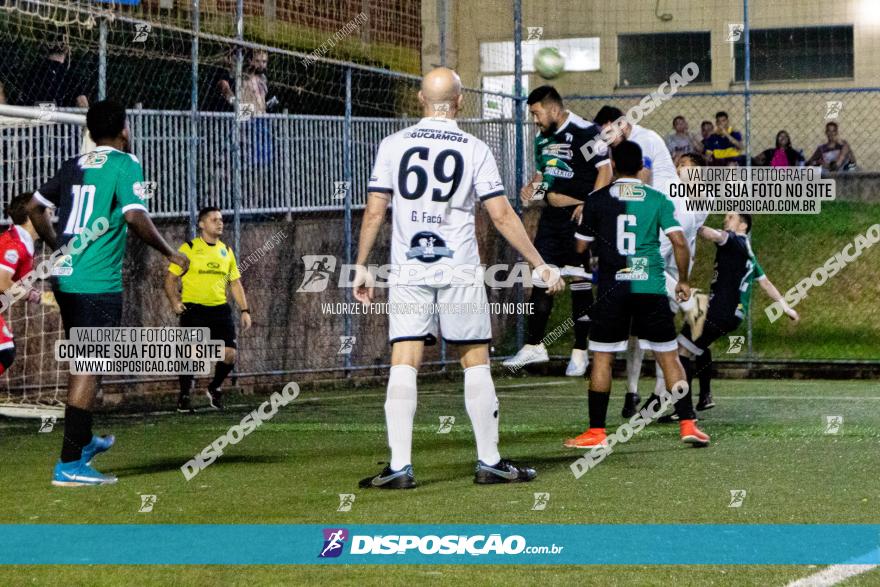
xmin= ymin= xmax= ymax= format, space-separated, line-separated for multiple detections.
xmin=0 ymin=104 xmax=91 ymax=419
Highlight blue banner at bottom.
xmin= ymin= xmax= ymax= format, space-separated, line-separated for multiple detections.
xmin=1 ymin=524 xmax=879 ymax=565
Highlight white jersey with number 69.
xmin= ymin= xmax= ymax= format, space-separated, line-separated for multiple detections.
xmin=368 ymin=117 xmax=506 ymax=273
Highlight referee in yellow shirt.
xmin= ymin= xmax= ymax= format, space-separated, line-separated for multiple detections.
xmin=164 ymin=206 xmax=251 ymax=411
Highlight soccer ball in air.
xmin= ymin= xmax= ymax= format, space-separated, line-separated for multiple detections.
xmin=533 ymin=47 xmax=565 ymax=79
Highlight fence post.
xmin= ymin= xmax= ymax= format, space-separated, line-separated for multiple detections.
xmin=98 ymin=19 xmax=107 ymax=101
xmin=231 ymin=0 xmax=244 ymax=256
xmin=438 ymin=0 xmax=447 ymax=67
xmin=743 ymin=0 xmax=754 ymax=359
xmin=513 ymin=0 xmax=525 ymax=352
xmin=188 ymin=0 xmax=200 ymax=238
xmin=343 ymin=67 xmax=354 ymax=373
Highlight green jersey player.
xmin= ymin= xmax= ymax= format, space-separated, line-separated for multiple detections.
xmin=563 ymin=140 xmax=710 ymax=450
xmin=27 ymin=100 xmax=189 ymax=487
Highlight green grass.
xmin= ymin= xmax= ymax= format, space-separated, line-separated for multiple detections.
xmin=1 ymin=376 xmax=879 ymax=584
xmin=542 ymin=201 xmax=880 ymax=360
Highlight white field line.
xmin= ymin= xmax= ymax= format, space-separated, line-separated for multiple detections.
xmin=785 ymin=563 xmax=878 ymax=586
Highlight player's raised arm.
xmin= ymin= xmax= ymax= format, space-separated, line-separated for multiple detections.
xmin=754 ymin=262 xmax=800 ymax=323
xmin=698 ymin=224 xmax=727 ymax=244
xmin=659 ymin=190 xmax=690 ymax=301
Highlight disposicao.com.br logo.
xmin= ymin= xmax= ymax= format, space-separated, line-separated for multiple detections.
xmin=318 ymin=528 xmax=563 ymax=558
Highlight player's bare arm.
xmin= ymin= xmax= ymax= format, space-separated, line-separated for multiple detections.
xmin=759 ymin=276 xmax=800 ymax=323
xmin=124 ymin=210 xmax=190 ymax=273
xmin=24 ymin=196 xmax=58 ymax=250
xmin=352 ymin=191 xmax=388 ymax=305
xmin=163 ymin=271 xmax=186 ymax=315
xmin=668 ymin=229 xmax=691 ymax=302
xmin=520 ymin=172 xmax=543 ymax=202
xmin=482 ymin=194 xmax=563 ymax=294
xmin=698 ymin=224 xmax=727 ymax=244
xmin=229 ymin=279 xmax=252 ymax=331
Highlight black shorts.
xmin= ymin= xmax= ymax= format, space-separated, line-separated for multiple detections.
xmin=533 ymin=206 xmax=586 ymax=269
xmin=677 ymin=308 xmax=742 ymax=357
xmin=54 ymin=291 xmax=123 ymax=338
xmin=589 ymin=287 xmax=677 ymax=353
xmin=180 ymin=303 xmax=237 ymax=349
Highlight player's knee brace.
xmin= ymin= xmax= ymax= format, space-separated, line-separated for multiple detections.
xmin=0 ymin=347 xmax=14 ymax=376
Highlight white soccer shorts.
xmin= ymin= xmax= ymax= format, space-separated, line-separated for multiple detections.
xmin=388 ymin=283 xmax=492 ymax=345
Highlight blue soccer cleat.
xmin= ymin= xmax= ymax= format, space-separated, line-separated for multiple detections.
xmin=51 ymin=459 xmax=118 ymax=487
xmin=81 ymin=434 xmax=115 ymax=465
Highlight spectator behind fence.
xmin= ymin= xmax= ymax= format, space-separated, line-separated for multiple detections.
xmin=755 ymin=130 xmax=805 ymax=167
xmin=806 ymin=121 xmax=856 ymax=174
xmin=665 ymin=115 xmax=704 ymax=163
xmin=16 ymin=37 xmax=88 ymax=109
xmin=703 ymin=111 xmax=744 ymax=166
xmin=241 ymin=49 xmax=269 ymax=114
xmin=699 ymin=120 xmax=714 ymax=160
xmin=204 ymin=50 xmax=235 ymax=112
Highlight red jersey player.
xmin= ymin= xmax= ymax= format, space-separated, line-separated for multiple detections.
xmin=0 ymin=193 xmax=46 ymax=374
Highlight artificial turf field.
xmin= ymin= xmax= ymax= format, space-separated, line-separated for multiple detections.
xmin=1 ymin=375 xmax=879 ymax=585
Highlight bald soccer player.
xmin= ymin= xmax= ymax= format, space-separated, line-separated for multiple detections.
xmin=354 ymin=67 xmax=563 ymax=488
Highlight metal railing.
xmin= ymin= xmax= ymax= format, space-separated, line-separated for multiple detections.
xmin=1 ymin=111 xmax=521 ymax=217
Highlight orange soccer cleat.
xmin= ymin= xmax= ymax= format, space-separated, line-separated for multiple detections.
xmin=563 ymin=428 xmax=608 ymax=448
xmin=680 ymin=419 xmax=710 ymax=447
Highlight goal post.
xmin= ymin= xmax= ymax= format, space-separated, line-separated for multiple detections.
xmin=0 ymin=104 xmax=86 ymax=420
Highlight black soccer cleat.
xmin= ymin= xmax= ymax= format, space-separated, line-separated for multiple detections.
xmin=359 ymin=464 xmax=416 ymax=489
xmin=176 ymin=394 xmax=194 ymax=414
xmin=205 ymin=388 xmax=225 ymax=411
xmin=696 ymin=392 xmax=716 ymax=411
xmin=474 ymin=459 xmax=537 ymax=484
xmin=657 ymin=413 xmax=681 ymax=424
xmin=621 ymin=392 xmax=641 ymax=419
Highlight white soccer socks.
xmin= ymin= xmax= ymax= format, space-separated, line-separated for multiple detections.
xmin=464 ymin=364 xmax=501 ymax=467
xmin=385 ymin=365 xmax=418 ymax=471
xmin=625 ymin=336 xmax=644 ymax=395
xmin=654 ymin=361 xmax=667 ymax=395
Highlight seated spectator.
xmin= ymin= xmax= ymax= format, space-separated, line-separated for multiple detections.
xmin=665 ymin=115 xmax=704 ymax=163
xmin=703 ymin=111 xmax=744 ymax=166
xmin=16 ymin=37 xmax=89 ymax=108
xmin=699 ymin=120 xmax=714 ymax=161
xmin=756 ymin=131 xmax=805 ymax=167
xmin=806 ymin=121 xmax=856 ymax=173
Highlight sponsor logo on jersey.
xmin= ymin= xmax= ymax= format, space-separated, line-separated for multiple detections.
xmin=78 ymin=151 xmax=109 ymax=169
xmin=544 ymin=166 xmax=574 ymax=179
xmin=616 ymin=183 xmax=647 ymax=201
xmin=615 ymin=257 xmax=648 ymax=281
xmin=542 ymin=143 xmax=573 ymax=159
xmin=406 ymin=232 xmax=454 ymax=263
xmin=4 ymin=249 xmax=18 ymax=265
xmin=51 ymin=255 xmax=74 ymax=277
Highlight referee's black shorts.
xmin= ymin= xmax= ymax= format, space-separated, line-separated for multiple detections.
xmin=180 ymin=303 xmax=237 ymax=349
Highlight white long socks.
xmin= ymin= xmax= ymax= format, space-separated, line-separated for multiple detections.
xmin=464 ymin=364 xmax=501 ymax=467
xmin=625 ymin=336 xmax=644 ymax=395
xmin=654 ymin=361 xmax=667 ymax=395
xmin=385 ymin=365 xmax=418 ymax=471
